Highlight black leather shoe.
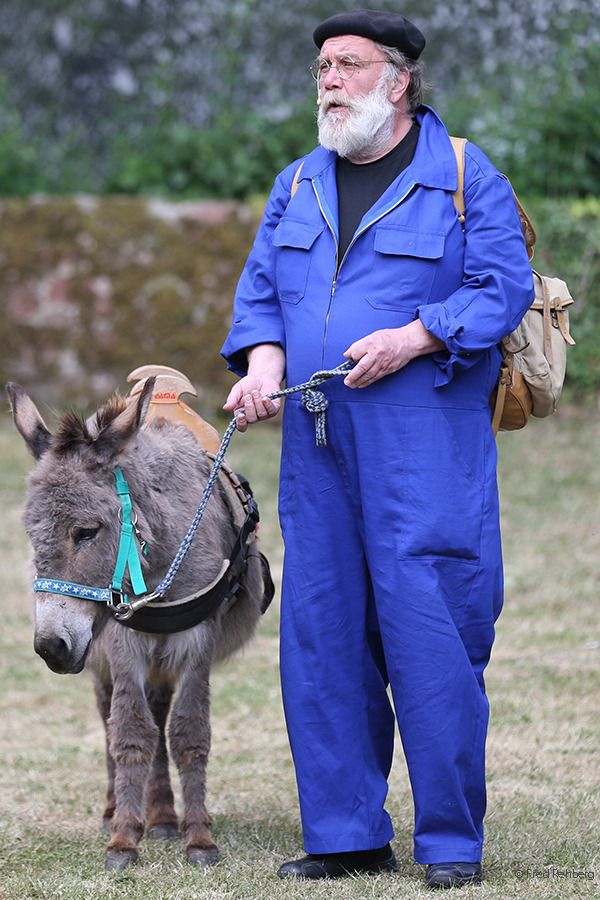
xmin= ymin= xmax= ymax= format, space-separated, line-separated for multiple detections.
xmin=426 ymin=862 xmax=483 ymax=889
xmin=276 ymin=843 xmax=398 ymax=879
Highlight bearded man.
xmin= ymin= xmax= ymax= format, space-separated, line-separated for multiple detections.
xmin=221 ymin=9 xmax=534 ymax=889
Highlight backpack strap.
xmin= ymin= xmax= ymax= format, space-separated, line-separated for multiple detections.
xmin=513 ymin=193 xmax=537 ymax=258
xmin=448 ymin=135 xmax=537 ymax=258
xmin=449 ymin=136 xmax=467 ymax=226
xmin=490 ymin=354 xmax=512 ymax=435
xmin=290 ymin=161 xmax=305 ymax=198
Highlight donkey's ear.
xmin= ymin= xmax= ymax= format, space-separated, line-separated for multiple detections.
xmin=6 ymin=383 xmax=52 ymax=460
xmin=93 ymin=376 xmax=155 ymax=463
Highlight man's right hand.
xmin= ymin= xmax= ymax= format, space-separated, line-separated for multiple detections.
xmin=223 ymin=377 xmax=282 ymax=432
xmin=223 ymin=343 xmax=286 ymax=432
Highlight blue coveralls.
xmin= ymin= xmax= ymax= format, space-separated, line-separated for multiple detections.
xmin=221 ymin=106 xmax=534 ymax=864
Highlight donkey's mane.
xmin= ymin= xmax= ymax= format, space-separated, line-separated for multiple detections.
xmin=52 ymin=394 xmax=127 ymax=455
xmin=94 ymin=394 xmax=128 ymax=430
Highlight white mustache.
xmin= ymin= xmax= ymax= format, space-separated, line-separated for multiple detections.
xmin=319 ymin=93 xmax=354 ymax=113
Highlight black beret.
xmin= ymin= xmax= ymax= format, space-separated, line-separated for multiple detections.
xmin=313 ymin=9 xmax=426 ymax=60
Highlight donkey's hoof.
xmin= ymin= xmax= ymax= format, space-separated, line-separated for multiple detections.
xmin=147 ymin=824 xmax=181 ymax=841
xmin=105 ymin=848 xmax=138 ymax=871
xmin=187 ymin=846 xmax=219 ymax=867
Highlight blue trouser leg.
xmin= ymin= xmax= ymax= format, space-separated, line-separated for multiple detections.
xmin=278 ymin=399 xmax=502 ymax=862
xmin=279 ymin=405 xmax=396 ymax=853
xmin=373 ymin=565 xmax=493 ymax=862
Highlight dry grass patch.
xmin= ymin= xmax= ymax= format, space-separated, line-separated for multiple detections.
xmin=0 ymin=408 xmax=599 ymax=899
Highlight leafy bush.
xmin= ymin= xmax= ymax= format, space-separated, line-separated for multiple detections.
xmin=526 ymin=197 xmax=600 ymax=401
xmin=0 ymin=99 xmax=319 ymax=200
xmin=0 ymin=104 xmax=42 ymax=197
xmin=441 ymin=42 xmax=600 ymax=200
xmin=103 ymin=102 xmax=318 ymax=200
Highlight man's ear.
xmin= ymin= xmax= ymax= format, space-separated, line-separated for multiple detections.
xmin=390 ymin=68 xmax=410 ymax=105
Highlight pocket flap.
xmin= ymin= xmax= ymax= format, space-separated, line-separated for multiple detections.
xmin=374 ymin=225 xmax=445 ymax=259
xmin=271 ymin=218 xmax=325 ymax=250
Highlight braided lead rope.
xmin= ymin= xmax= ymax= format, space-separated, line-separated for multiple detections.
xmin=152 ymin=414 xmax=239 ymax=598
xmin=153 ymin=360 xmax=354 ymax=599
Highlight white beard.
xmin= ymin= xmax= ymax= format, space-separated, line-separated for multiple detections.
xmin=317 ymin=75 xmax=398 ymax=162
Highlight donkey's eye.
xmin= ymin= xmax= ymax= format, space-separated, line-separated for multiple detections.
xmin=73 ymin=525 xmax=101 ymax=545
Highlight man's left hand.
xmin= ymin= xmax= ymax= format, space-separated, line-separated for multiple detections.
xmin=343 ymin=320 xmax=445 ymax=389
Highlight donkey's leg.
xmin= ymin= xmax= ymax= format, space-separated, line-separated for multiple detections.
xmin=105 ymin=676 xmax=159 ymax=871
xmin=93 ymin=678 xmax=116 ymax=834
xmin=168 ymin=656 xmax=218 ymax=866
xmin=145 ymin=682 xmax=180 ymax=840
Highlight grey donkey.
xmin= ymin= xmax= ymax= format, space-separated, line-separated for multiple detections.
xmin=6 ymin=377 xmax=271 ymax=870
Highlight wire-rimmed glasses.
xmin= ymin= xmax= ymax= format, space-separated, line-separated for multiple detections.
xmin=310 ymin=56 xmax=388 ymax=81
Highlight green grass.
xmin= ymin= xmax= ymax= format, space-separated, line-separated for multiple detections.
xmin=1 ymin=406 xmax=599 ymax=898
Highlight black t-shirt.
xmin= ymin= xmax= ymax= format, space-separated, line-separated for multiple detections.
xmin=336 ymin=121 xmax=420 ymax=264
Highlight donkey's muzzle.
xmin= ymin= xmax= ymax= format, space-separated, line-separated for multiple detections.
xmin=34 ymin=633 xmax=91 ymax=674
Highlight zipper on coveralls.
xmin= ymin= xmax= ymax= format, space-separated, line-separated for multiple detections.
xmin=312 ymin=184 xmax=340 ymax=346
xmin=312 ymin=181 xmax=418 ymax=363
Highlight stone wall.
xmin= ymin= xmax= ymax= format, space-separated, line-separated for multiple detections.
xmin=0 ymin=195 xmax=260 ymax=416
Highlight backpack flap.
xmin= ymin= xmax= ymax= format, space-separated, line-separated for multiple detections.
xmin=505 ymin=271 xmax=575 ymax=419
xmin=529 ymin=270 xmax=575 ymax=360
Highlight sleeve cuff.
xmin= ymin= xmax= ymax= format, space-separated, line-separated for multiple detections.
xmin=417 ymin=304 xmax=481 ymax=386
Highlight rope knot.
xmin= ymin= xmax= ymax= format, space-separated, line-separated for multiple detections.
xmin=269 ymin=361 xmax=354 ymax=447
xmin=301 ymin=387 xmax=329 ymax=446
xmin=301 ymin=387 xmax=328 ymax=413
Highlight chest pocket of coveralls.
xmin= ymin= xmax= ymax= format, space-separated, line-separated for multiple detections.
xmin=366 ymin=225 xmax=445 ymax=310
xmin=271 ymin=218 xmax=325 ymax=304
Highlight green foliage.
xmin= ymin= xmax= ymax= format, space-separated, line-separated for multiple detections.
xmin=0 ymin=100 xmax=318 ymax=200
xmin=2 ymin=2 xmax=600 ymax=200
xmin=0 ymin=77 xmax=42 ymax=196
xmin=0 ymin=73 xmax=110 ymax=196
xmin=0 ymin=123 xmax=41 ymax=197
xmin=104 ymin=101 xmax=318 ymax=199
xmin=441 ymin=42 xmax=600 ymax=199
xmin=499 ymin=45 xmax=600 ymax=198
xmin=526 ymin=197 xmax=600 ymax=400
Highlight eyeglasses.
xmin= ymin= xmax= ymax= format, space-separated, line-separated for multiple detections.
xmin=310 ymin=56 xmax=389 ymax=81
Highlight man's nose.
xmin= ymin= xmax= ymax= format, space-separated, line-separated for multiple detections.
xmin=321 ymin=65 xmax=343 ymax=91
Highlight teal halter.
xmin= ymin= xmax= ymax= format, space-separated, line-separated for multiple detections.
xmin=112 ymin=467 xmax=148 ymax=598
xmin=34 ymin=467 xmax=148 ymax=608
